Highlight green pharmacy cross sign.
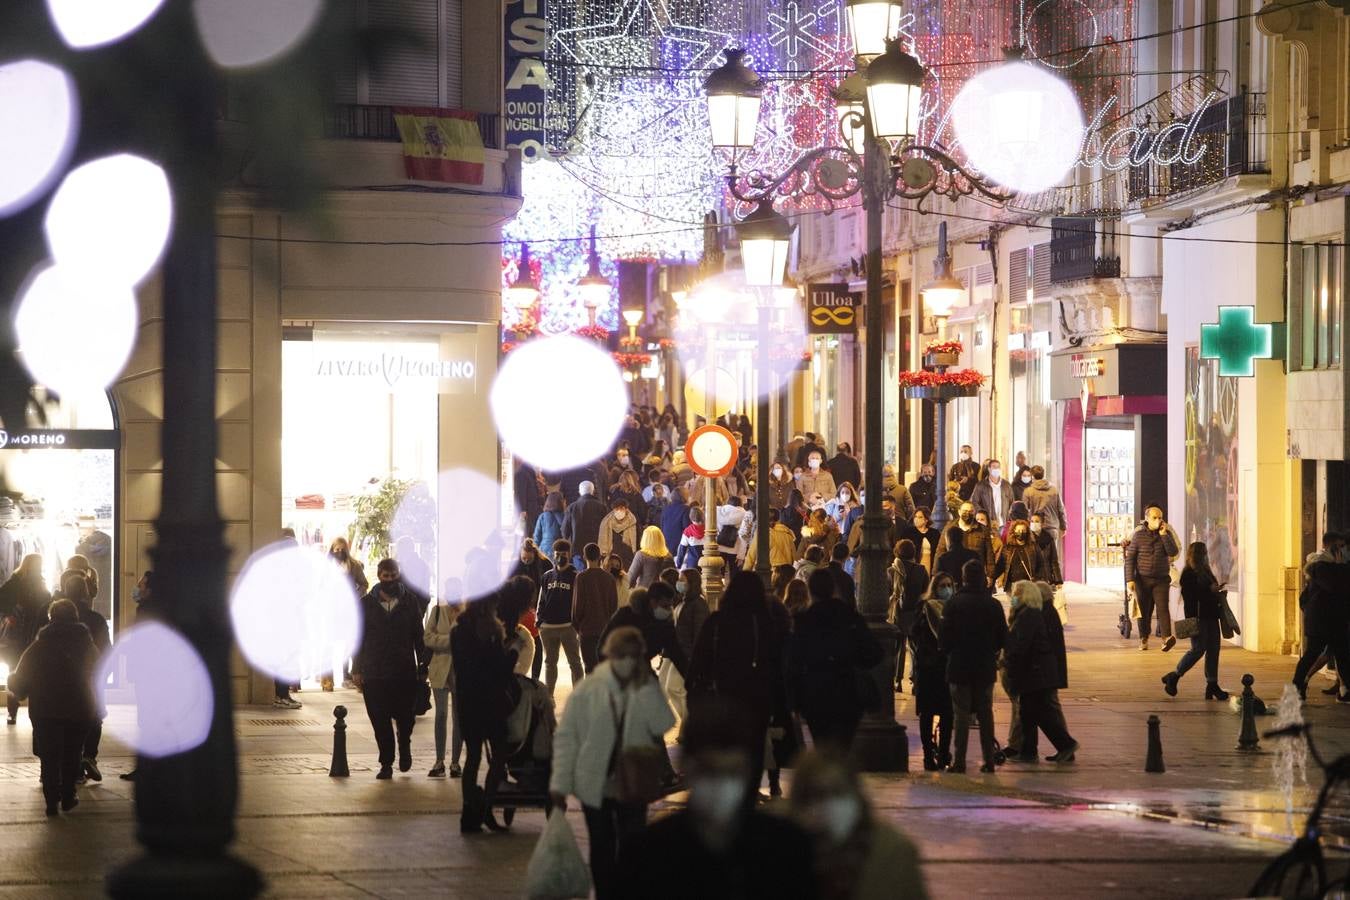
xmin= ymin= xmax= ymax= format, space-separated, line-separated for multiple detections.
xmin=1199 ymin=305 xmax=1284 ymax=377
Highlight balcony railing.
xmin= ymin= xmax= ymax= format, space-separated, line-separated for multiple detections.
xmin=1050 ymin=217 xmax=1121 ymax=284
xmin=1127 ymin=91 xmax=1268 ymax=204
xmin=323 ymin=104 xmax=501 ymax=149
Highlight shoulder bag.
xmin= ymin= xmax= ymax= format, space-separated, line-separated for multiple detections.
xmin=608 ymin=692 xmax=666 ymax=805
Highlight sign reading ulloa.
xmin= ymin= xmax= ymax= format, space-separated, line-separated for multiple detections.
xmin=805 ymin=283 xmax=858 ymax=335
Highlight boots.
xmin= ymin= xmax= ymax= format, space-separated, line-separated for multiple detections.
xmin=1162 ymin=672 xmax=1179 ymax=696
xmin=1205 ymin=682 xmax=1230 ymax=701
xmin=460 ymin=784 xmax=486 ymax=834
xmin=42 ymin=783 xmax=59 ymax=817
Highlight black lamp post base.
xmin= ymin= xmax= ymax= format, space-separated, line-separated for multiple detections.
xmin=107 ymin=852 xmax=264 ymax=899
xmin=850 ymin=719 xmax=910 ymax=773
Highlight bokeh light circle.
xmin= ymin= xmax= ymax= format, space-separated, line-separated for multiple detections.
xmin=194 ymin=0 xmax=325 ymax=69
xmin=952 ymin=62 xmax=1085 ymax=194
xmin=0 ymin=60 xmax=78 ymax=217
xmin=14 ymin=264 xmax=137 ymax=395
xmin=491 ymin=335 xmax=627 ymax=470
xmin=229 ymin=541 xmax=361 ymax=682
xmin=95 ymin=622 xmax=213 ymax=759
xmin=47 ymin=0 xmax=167 ymax=49
xmin=45 ymin=154 xmax=173 ymax=286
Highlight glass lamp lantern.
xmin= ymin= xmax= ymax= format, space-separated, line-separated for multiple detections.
xmin=845 ymin=0 xmax=905 ymax=61
xmin=865 ymin=39 xmax=926 ymax=145
xmin=704 ymin=48 xmax=763 ymax=152
xmin=736 ymin=199 xmax=795 ymax=288
xmin=506 ymin=243 xmax=541 ymax=311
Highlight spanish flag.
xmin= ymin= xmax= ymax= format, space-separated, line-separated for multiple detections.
xmin=392 ymin=107 xmax=485 ymax=185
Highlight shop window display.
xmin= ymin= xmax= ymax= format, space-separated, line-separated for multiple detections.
xmin=1084 ymin=426 xmax=1134 ymax=587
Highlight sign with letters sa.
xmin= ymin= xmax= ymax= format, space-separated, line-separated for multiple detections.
xmin=805 ymin=283 xmax=858 ymax=335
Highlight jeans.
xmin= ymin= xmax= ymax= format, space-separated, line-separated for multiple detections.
xmin=583 ymin=800 xmax=648 ymax=900
xmin=1136 ymin=576 xmax=1171 ymax=639
xmin=1006 ymin=692 xmax=1022 ymax=751
xmin=1175 ymin=618 xmax=1222 ymax=684
xmin=579 ymin=631 xmax=604 ymax=674
xmin=361 ymin=677 xmax=415 ymax=767
xmin=33 ymin=718 xmax=87 ymax=805
xmin=540 ymin=624 xmax=584 ymax=695
xmin=531 ymin=633 xmax=543 ymax=681
xmin=1018 ymin=688 xmax=1075 ymax=757
xmin=431 ymin=687 xmax=463 ymax=765
xmin=950 ymin=682 xmax=997 ymax=769
xmin=1293 ymin=625 xmax=1350 ymax=690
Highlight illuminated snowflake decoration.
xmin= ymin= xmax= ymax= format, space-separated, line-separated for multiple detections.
xmin=765 ymin=0 xmax=844 ymax=75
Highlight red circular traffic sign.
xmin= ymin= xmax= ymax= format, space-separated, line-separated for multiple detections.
xmin=684 ymin=425 xmax=739 ymax=478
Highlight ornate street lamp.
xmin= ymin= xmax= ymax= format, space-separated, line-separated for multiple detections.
xmin=845 ymin=0 xmax=906 ymax=62
xmin=865 ymin=39 xmax=926 ymax=145
xmin=736 ymin=198 xmax=794 ymax=288
xmin=703 ymin=48 xmax=762 ymax=155
xmin=834 ymin=72 xmax=868 ymax=157
xmin=921 ymin=222 xmax=965 ymax=330
xmin=621 ymin=307 xmax=644 ymax=342
xmin=576 ymin=225 xmax=610 ymax=327
xmin=506 ymin=242 xmax=541 ymax=314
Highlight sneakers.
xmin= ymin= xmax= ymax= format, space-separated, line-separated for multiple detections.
xmin=449 ymin=762 xmax=462 ymax=778
xmin=429 ymin=762 xmax=446 ymax=778
xmin=1161 ymin=635 xmax=1176 ymax=652
xmin=272 ymin=697 xmax=302 ymax=709
xmin=375 ymin=765 xmax=393 ymax=780
xmin=83 ymin=758 xmax=102 ymax=782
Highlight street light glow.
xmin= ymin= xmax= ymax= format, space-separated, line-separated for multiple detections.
xmin=194 ymin=0 xmax=326 ymax=69
xmin=47 ymin=0 xmax=166 ymax=49
xmin=704 ymin=49 xmax=763 ymax=152
xmin=845 ymin=0 xmax=906 ymax=61
xmin=95 ymin=622 xmax=214 ymax=759
xmin=864 ymin=39 xmax=927 ymax=145
xmin=0 ymin=60 xmax=78 ymax=218
xmin=14 ymin=264 xmax=137 ymax=396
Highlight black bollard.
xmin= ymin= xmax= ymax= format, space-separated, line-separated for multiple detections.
xmin=1145 ymin=715 xmax=1165 ymax=773
xmin=329 ymin=705 xmax=350 ymax=777
xmin=1236 ymin=674 xmax=1260 ymax=752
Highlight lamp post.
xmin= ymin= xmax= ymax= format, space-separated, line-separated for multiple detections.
xmin=735 ymin=199 xmax=794 ymax=589
xmin=577 ymin=226 xmax=610 ymax=328
xmin=704 ymin=27 xmax=1008 ymax=771
xmin=507 ymin=242 xmax=541 ymax=322
xmin=920 ymin=222 xmax=964 ymax=534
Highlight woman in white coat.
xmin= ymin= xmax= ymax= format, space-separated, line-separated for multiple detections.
xmin=549 ymin=626 xmax=675 ymax=900
xmin=423 ymin=580 xmax=463 ymax=778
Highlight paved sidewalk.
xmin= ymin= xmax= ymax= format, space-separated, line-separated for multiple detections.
xmin=0 ymin=584 xmax=1346 ymax=898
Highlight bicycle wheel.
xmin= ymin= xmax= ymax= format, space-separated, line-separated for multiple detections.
xmin=1250 ymin=844 xmax=1326 ymax=899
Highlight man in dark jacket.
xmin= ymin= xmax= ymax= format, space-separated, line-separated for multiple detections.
xmin=561 ymin=481 xmax=607 ymax=570
xmin=353 ymin=560 xmax=428 ymax=780
xmin=1004 ymin=582 xmax=1077 ymax=763
xmin=513 ymin=458 xmax=543 ymax=537
xmin=1124 ymin=506 xmax=1181 ymax=650
xmin=936 ymin=502 xmax=996 ymax=581
xmin=536 ymin=541 xmax=583 ymax=695
xmin=7 ymin=599 xmax=98 ymax=815
xmin=1292 ymin=533 xmax=1350 ymax=699
xmin=909 ymin=463 xmax=937 ymax=514
xmin=969 ymin=459 xmax=1015 ymax=531
xmin=948 ymin=445 xmax=980 ymax=501
xmin=571 ymin=542 xmax=618 ymax=673
xmin=660 ymin=485 xmax=691 ymax=563
xmin=825 ymin=443 xmax=861 ymax=493
xmin=940 ymin=559 xmax=1008 ymax=773
xmin=826 ymin=543 xmax=857 ymax=608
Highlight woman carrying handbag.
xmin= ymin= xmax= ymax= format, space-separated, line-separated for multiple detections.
xmin=1161 ymin=542 xmax=1231 ymax=700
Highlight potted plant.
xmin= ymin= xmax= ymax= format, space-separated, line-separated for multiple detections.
xmin=351 ymin=477 xmax=435 ymax=569
xmin=922 ymin=339 xmax=963 ymax=369
xmin=899 ymin=367 xmax=986 ymax=401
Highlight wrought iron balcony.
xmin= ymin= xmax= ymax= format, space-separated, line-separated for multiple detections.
xmin=1050 ymin=217 xmax=1121 ymax=284
xmin=1127 ymin=91 xmax=1268 ymax=204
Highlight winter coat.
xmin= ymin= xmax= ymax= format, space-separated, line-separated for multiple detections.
xmin=797 ymin=519 xmax=840 ymax=560
xmin=673 ymin=592 xmax=710 ymax=662
xmin=609 ymin=487 xmax=650 ymax=529
xmin=887 ymin=559 xmax=931 ymax=626
xmin=767 ymin=472 xmax=795 ymax=511
xmin=0 ymin=572 xmax=52 ymax=657
xmin=572 ymin=566 xmax=619 ymax=637
xmin=353 ymin=586 xmax=427 ymax=682
xmin=969 ymin=478 xmax=1015 ymax=527
xmin=536 ymin=564 xmax=579 ymax=627
xmin=1004 ymin=603 xmax=1058 ymax=696
xmin=688 ymin=604 xmax=787 ymax=724
xmin=826 ymin=453 xmax=861 ymax=493
xmin=787 ymin=597 xmax=883 ymax=718
xmin=936 ymin=523 xmax=996 ymax=578
xmin=510 ymin=554 xmax=553 ymax=592
xmin=7 ymin=620 xmax=100 ymax=722
xmin=628 ymin=551 xmax=672 ymax=589
xmin=532 ymin=510 xmax=564 ymax=557
xmin=450 ymin=619 xmax=516 ymax=740
xmin=908 ymin=477 xmax=937 ymax=514
xmin=598 ymin=511 xmax=639 ymax=568
xmin=1034 ymin=530 xmax=1063 ymax=584
xmin=1124 ymin=523 xmax=1180 ymax=583
xmin=948 ymin=459 xmax=980 ymax=500
xmin=549 ymin=662 xmax=675 ymax=809
xmin=598 ymin=607 xmax=688 ymax=677
xmin=992 ymin=542 xmax=1043 ymax=590
xmin=675 ymin=523 xmax=705 ymax=570
xmin=1180 ymin=567 xmax=1224 ymax=622
xmin=885 ymin=479 xmax=917 ymax=520
xmin=423 ymin=602 xmax=460 ymax=690
xmin=796 ymin=468 xmax=837 ymax=503
xmin=660 ymin=497 xmax=690 ymax=560
xmin=1042 ymin=601 xmax=1068 ymax=689
xmin=1021 ymin=479 xmax=1067 ymax=531
xmin=561 ymin=495 xmax=608 ymax=552
xmin=746 ymin=522 xmax=799 ymax=569
xmin=716 ymin=505 xmax=748 ymax=557
xmin=939 ymin=585 xmax=1007 ymax=686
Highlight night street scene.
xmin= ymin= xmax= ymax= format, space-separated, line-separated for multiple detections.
xmin=0 ymin=1 xmax=1348 ymax=898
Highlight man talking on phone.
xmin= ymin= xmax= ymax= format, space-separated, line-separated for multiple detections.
xmin=1124 ymin=506 xmax=1181 ymax=652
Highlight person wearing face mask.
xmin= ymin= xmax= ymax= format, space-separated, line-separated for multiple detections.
xmin=510 ymin=538 xmax=552 ymax=590
xmin=1124 ymin=506 xmax=1181 ymax=651
xmin=1290 ymin=533 xmax=1350 ymax=701
xmin=616 ymin=700 xmax=817 ymax=899
xmin=899 ymin=507 xmax=941 ymax=574
xmin=797 ymin=451 xmax=837 ymax=504
xmin=325 ymin=536 xmax=369 ymax=690
xmin=598 ymin=582 xmax=689 ymax=682
xmin=1020 ymin=465 xmax=1067 ymax=548
xmin=974 ymin=511 xmax=1002 ymax=559
xmin=910 ymin=573 xmax=955 ymax=770
xmin=571 ymin=543 xmax=618 ymax=674
xmin=936 ymin=502 xmax=996 ymax=584
xmin=536 ymin=541 xmax=584 ymax=696
xmin=674 ymin=506 xmax=706 ymax=571
xmin=598 ymin=499 xmax=639 ymax=569
xmin=789 ymin=752 xmax=928 ymax=900
xmin=1011 ymin=464 xmax=1034 ymax=501
xmin=610 ymin=469 xmax=650 ymax=529
xmin=794 ymin=432 xmax=826 ymax=469
xmin=604 ymin=552 xmax=631 ymax=609
xmin=970 ymin=458 xmax=1014 ymax=531
xmin=882 ymin=464 xmax=917 ymax=520
xmin=992 ymin=519 xmax=1044 ymax=593
xmin=1029 ymin=514 xmax=1063 ymax=585
xmin=767 ymin=459 xmax=795 ymax=511
xmin=550 ymin=627 xmax=676 ymax=900
xmin=826 ymin=482 xmax=860 ymax=535
xmin=352 ymin=559 xmax=429 ymax=781
xmin=941 ymin=559 xmax=1008 ymax=774
xmin=909 ymin=464 xmax=938 ymax=514
xmin=948 ymin=444 xmax=980 ymax=501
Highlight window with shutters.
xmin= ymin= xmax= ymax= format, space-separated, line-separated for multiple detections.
xmin=331 ymin=0 xmax=463 ymax=108
xmin=1031 ymin=243 xmax=1052 ymax=298
xmin=1010 ymin=248 xmax=1028 ymax=304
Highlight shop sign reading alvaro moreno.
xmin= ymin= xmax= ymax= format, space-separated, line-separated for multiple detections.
xmin=313 ymin=350 xmax=477 ymax=392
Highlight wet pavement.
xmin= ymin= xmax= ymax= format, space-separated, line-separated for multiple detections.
xmin=1 ymin=584 xmax=1348 ymax=898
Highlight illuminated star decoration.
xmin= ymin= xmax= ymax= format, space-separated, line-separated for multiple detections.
xmin=766 ymin=0 xmax=838 ymax=75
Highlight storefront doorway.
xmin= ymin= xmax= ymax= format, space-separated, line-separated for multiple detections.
xmin=1084 ymin=424 xmax=1135 ymax=588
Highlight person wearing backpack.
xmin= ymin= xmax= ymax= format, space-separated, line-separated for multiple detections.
xmin=532 ymin=491 xmax=566 ymax=558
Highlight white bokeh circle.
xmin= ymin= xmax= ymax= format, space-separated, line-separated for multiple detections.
xmin=95 ymin=621 xmax=214 ymax=759
xmin=398 ymin=469 xmax=522 ymax=603
xmin=194 ymin=0 xmax=326 ymax=69
xmin=14 ymin=264 xmax=137 ymax=395
xmin=0 ymin=60 xmax=78 ymax=217
xmin=47 ymin=0 xmax=167 ymax=49
xmin=952 ymin=62 xmax=1085 ymax=194
xmin=491 ymin=335 xmax=627 ymax=471
xmin=229 ymin=541 xmax=361 ymax=682
xmin=45 ymin=154 xmax=173 ymax=286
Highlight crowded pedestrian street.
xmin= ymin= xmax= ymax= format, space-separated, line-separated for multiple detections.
xmin=0 ymin=587 xmax=1343 ymax=899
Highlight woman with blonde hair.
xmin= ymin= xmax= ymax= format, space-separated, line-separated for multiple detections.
xmin=627 ymin=525 xmax=673 ymax=589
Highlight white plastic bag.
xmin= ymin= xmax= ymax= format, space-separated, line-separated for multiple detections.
xmin=525 ymin=809 xmax=592 ymax=900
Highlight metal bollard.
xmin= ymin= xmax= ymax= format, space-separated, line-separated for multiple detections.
xmin=1145 ymin=715 xmax=1165 ymax=773
xmin=1236 ymin=674 xmax=1260 ymax=752
xmin=329 ymin=705 xmax=350 ymax=777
